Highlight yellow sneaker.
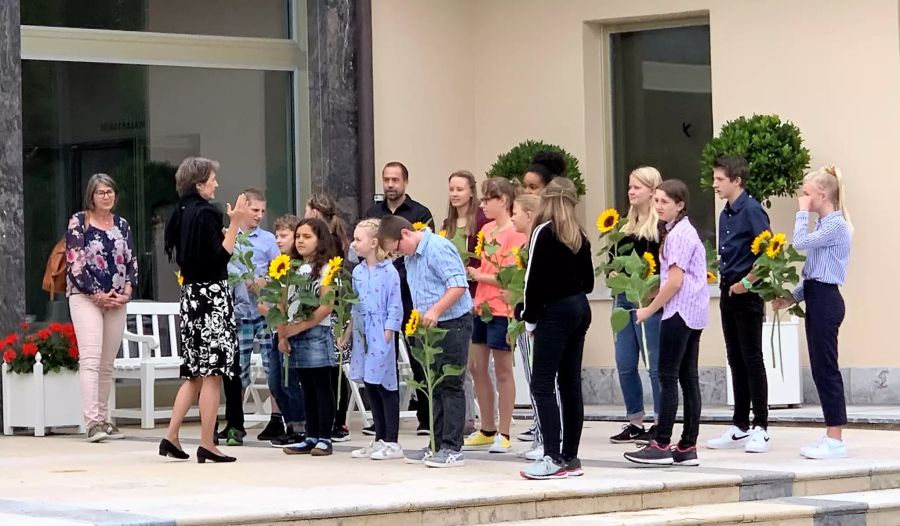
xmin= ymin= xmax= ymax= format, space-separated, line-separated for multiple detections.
xmin=463 ymin=430 xmax=495 ymax=450
xmin=489 ymin=434 xmax=511 ymax=453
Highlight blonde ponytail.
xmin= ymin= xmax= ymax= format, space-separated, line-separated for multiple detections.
xmin=533 ymin=178 xmax=584 ymax=253
xmin=356 ymin=218 xmax=388 ymax=261
xmin=805 ymin=165 xmax=853 ymax=233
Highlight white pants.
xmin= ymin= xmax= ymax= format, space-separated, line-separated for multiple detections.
xmin=69 ymin=294 xmax=126 ymax=427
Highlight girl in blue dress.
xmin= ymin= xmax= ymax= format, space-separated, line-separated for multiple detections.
xmin=346 ymin=219 xmax=405 ymax=460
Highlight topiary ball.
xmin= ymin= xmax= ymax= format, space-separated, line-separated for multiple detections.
xmin=486 ymin=140 xmax=586 ymax=196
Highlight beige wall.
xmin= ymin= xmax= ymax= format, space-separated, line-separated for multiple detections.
xmin=372 ymin=0 xmax=900 ymax=368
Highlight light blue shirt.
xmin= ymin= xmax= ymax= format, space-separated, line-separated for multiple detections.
xmin=791 ymin=211 xmax=852 ymax=302
xmin=349 ymin=260 xmax=404 ymax=389
xmin=405 ymin=231 xmax=472 ymax=321
xmin=229 ymin=227 xmax=280 ymax=319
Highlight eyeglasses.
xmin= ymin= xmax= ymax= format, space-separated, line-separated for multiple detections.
xmin=94 ymin=190 xmax=116 ymax=198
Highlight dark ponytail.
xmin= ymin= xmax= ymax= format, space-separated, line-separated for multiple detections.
xmin=525 ymin=151 xmax=566 ymax=187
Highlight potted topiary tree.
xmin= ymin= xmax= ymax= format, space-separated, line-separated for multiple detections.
xmin=486 ymin=140 xmax=586 ymax=196
xmin=701 ymin=114 xmax=810 ymax=407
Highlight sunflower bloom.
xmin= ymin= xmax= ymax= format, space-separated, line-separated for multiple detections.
xmin=766 ymin=233 xmax=786 ymax=258
xmin=438 ymin=229 xmax=447 ymax=238
xmin=642 ymin=252 xmax=657 ymax=278
xmin=707 ymin=271 xmax=717 ymax=284
xmin=405 ymin=309 xmax=421 ymax=337
xmin=596 ymin=209 xmax=619 ymax=234
xmin=268 ymin=254 xmax=292 ymax=280
xmin=512 ymin=246 xmax=526 ymax=269
xmin=321 ymin=256 xmax=344 ymax=287
xmin=474 ymin=231 xmax=485 ymax=257
xmin=751 ymin=230 xmax=772 ymax=255
xmin=412 ymin=221 xmax=428 ymax=231
xmin=176 ymin=271 xmax=184 ymax=287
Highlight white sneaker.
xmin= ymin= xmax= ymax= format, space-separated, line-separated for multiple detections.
xmin=744 ymin=426 xmax=771 ymax=453
xmin=351 ymin=440 xmax=385 ymax=459
xmin=488 ymin=433 xmax=512 ymax=453
xmin=800 ymin=436 xmax=847 ymax=460
xmin=517 ymin=442 xmax=543 ymax=461
xmin=371 ymin=442 xmax=404 ymax=460
xmin=706 ymin=425 xmax=751 ymax=449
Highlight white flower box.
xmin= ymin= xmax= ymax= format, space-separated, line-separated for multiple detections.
xmin=726 ymin=316 xmax=803 ymax=407
xmin=2 ymin=352 xmax=84 ymax=436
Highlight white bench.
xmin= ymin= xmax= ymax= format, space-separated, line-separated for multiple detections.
xmin=110 ymin=301 xmax=185 ymax=429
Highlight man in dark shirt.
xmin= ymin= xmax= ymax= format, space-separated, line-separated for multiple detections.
xmin=709 ymin=155 xmax=772 ymax=454
xmin=364 ymin=161 xmax=434 ymax=434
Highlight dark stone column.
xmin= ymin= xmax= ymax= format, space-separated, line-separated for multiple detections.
xmin=306 ymin=0 xmax=374 ymax=223
xmin=0 ymin=0 xmax=23 ymax=426
xmin=0 ymin=1 xmax=23 ymax=335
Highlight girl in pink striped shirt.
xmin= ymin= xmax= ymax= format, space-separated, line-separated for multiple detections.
xmin=625 ymin=179 xmax=709 ymax=467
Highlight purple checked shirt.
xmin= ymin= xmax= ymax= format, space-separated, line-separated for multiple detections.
xmin=660 ymin=218 xmax=709 ymax=330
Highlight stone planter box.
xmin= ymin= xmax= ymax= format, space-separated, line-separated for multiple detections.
xmin=2 ymin=353 xmax=84 ymax=436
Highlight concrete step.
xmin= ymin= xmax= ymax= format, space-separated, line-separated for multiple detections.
xmin=491 ymin=488 xmax=900 ymax=526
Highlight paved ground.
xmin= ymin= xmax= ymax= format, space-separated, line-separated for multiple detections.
xmin=2 ymin=414 xmax=900 ymax=525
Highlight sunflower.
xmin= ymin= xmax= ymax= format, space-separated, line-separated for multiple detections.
xmin=268 ymin=254 xmax=292 ymax=280
xmin=412 ymin=221 xmax=428 ymax=231
xmin=642 ymin=252 xmax=657 ymax=278
xmin=707 ymin=271 xmax=717 ymax=284
xmin=438 ymin=229 xmax=448 ymax=238
xmin=512 ymin=246 xmax=525 ymax=269
xmin=596 ymin=208 xmax=620 ymax=234
xmin=750 ymin=230 xmax=772 ymax=255
xmin=321 ymin=256 xmax=344 ymax=287
xmin=405 ymin=309 xmax=421 ymax=337
xmin=176 ymin=271 xmax=184 ymax=287
xmin=766 ymin=233 xmax=786 ymax=258
xmin=474 ymin=231 xmax=485 ymax=257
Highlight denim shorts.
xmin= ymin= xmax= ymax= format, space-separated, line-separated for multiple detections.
xmin=287 ymin=324 xmax=336 ymax=369
xmin=472 ymin=315 xmax=510 ymax=351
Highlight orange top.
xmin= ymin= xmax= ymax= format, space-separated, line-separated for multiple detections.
xmin=473 ymin=221 xmax=527 ymax=317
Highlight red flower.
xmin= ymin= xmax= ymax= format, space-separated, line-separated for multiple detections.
xmin=3 ymin=349 xmax=15 ymax=363
xmin=19 ymin=322 xmax=29 ymax=331
xmin=22 ymin=343 xmax=38 ymax=357
xmin=8 ymin=334 xmax=18 ymax=344
xmin=48 ymin=322 xmax=64 ymax=332
xmin=37 ymin=329 xmax=52 ymax=340
xmin=67 ymin=346 xmax=79 ymax=359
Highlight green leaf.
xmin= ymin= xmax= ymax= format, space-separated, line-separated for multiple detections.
xmin=610 ymin=307 xmax=631 ymax=333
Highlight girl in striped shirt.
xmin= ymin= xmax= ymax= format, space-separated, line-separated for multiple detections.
xmin=626 ymin=179 xmax=709 ymax=467
xmin=773 ymin=166 xmax=852 ymax=460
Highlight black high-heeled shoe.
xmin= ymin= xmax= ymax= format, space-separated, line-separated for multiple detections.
xmin=158 ymin=438 xmax=189 ymax=460
xmin=197 ymin=446 xmax=236 ymax=463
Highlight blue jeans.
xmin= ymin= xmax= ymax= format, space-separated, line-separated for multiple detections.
xmin=613 ymin=294 xmax=661 ymax=420
xmin=268 ymin=334 xmax=305 ymax=424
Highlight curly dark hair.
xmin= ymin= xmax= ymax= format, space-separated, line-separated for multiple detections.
xmin=526 ymin=150 xmax=567 ymax=187
xmin=296 ymin=217 xmax=339 ymax=278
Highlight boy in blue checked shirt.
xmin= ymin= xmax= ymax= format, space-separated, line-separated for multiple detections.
xmin=220 ymin=188 xmax=281 ymax=446
xmin=377 ymin=215 xmax=473 ymax=468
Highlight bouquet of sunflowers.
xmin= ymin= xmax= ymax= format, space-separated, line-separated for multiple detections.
xmin=594 ymin=209 xmax=659 ymax=366
xmin=747 ymin=230 xmax=806 ymax=378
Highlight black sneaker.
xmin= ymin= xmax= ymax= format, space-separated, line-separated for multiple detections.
xmin=270 ymin=431 xmax=307 ymax=448
xmin=610 ymin=423 xmax=645 ymax=444
xmin=517 ymin=423 xmax=536 ymax=442
xmin=672 ymin=444 xmax=699 ymax=466
xmin=362 ymin=424 xmax=376 ymax=436
xmin=257 ymin=418 xmax=285 ymax=441
xmin=635 ymin=425 xmax=657 ymax=446
xmin=331 ymin=425 xmax=351 ymax=442
xmin=416 ymin=426 xmax=430 ymax=436
xmin=564 ymin=457 xmax=584 ymax=477
xmin=283 ymin=440 xmax=316 ymax=455
xmin=624 ymin=440 xmax=674 ymax=465
xmin=226 ymin=428 xmax=245 ymax=446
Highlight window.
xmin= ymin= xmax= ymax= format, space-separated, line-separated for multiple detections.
xmin=23 ymin=61 xmax=295 ymax=318
xmin=22 ymin=0 xmax=292 ymax=39
xmin=610 ymin=24 xmax=715 ymax=241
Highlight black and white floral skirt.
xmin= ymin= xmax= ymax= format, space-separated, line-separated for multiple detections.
xmin=180 ymin=279 xmax=237 ymax=378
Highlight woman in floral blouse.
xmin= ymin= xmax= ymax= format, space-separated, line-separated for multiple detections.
xmin=66 ymin=173 xmax=137 ymax=443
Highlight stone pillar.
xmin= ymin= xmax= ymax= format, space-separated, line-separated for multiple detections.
xmin=306 ymin=0 xmax=374 ymax=223
xmin=0 ymin=0 xmax=23 ymax=426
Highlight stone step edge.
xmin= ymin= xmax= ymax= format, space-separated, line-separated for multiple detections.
xmin=488 ymin=488 xmax=900 ymax=526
